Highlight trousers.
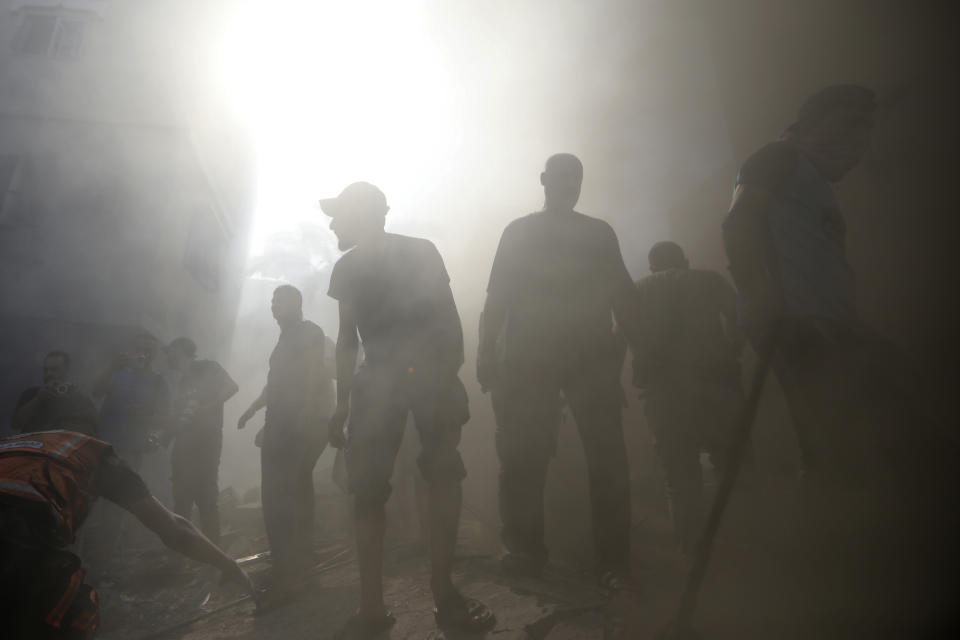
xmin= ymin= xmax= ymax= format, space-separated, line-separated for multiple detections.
xmin=171 ymin=428 xmax=222 ymax=544
xmin=765 ymin=319 xmax=960 ymax=631
xmin=644 ymin=373 xmax=745 ymax=553
xmin=492 ymin=355 xmax=631 ymax=572
xmin=260 ymin=422 xmax=326 ymax=581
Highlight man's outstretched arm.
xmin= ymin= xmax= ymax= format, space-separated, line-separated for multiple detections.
xmin=126 ymin=496 xmax=255 ymax=597
xmin=329 ymin=301 xmax=360 ymax=448
xmin=237 ymin=385 xmax=267 ymax=429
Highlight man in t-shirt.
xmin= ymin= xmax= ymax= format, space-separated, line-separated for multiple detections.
xmin=165 ymin=337 xmax=238 ymax=545
xmin=237 ymin=285 xmax=332 ymax=597
xmin=0 ymin=430 xmax=254 ymax=639
xmin=724 ymin=85 xmax=959 ymax=629
xmin=93 ymin=333 xmax=169 ymax=469
xmin=12 ymin=350 xmax=98 ymax=437
xmin=478 ymin=154 xmax=639 ymax=588
xmin=633 ymin=241 xmax=745 ymax=554
xmin=322 ymin=182 xmax=494 ymax=636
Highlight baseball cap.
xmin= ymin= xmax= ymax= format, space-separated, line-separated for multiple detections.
xmin=319 ymin=182 xmax=388 ymax=218
xmin=791 ymin=84 xmax=876 ymax=131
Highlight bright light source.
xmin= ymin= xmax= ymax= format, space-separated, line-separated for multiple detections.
xmin=216 ymin=0 xmax=460 ymax=255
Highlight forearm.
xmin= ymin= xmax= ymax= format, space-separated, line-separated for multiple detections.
xmin=335 ymin=339 xmax=358 ymax=411
xmin=478 ymin=295 xmax=506 ymax=363
xmin=436 ymin=293 xmax=465 ymax=374
xmin=165 ymin=514 xmax=233 ymax=570
xmin=243 ymin=387 xmax=267 ymax=416
xmin=132 ymin=497 xmax=234 ymax=572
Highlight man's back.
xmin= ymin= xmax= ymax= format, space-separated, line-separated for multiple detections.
xmin=634 ymin=268 xmax=742 ymax=385
xmin=487 ymin=211 xmax=633 ymax=366
xmin=329 ymin=232 xmax=462 ymax=368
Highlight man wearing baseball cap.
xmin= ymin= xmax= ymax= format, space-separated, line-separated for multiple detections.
xmin=723 ymin=85 xmax=959 ymax=630
xmin=322 ymin=183 xmax=494 ymax=636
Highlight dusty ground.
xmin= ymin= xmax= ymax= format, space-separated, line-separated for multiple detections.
xmin=96 ymin=503 xmax=661 ymax=640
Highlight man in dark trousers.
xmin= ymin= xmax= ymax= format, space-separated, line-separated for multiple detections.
xmin=323 ymin=182 xmax=494 ymax=637
xmin=478 ymin=154 xmax=639 ymax=589
xmin=724 ymin=84 xmax=959 ymax=632
xmin=0 ymin=430 xmax=254 ymax=639
xmin=165 ymin=337 xmax=238 ymax=545
xmin=633 ymin=241 xmax=745 ymax=555
xmin=237 ymin=285 xmax=332 ymax=598
xmin=12 ymin=350 xmax=98 ymax=437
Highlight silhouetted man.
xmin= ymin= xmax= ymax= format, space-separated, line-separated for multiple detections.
xmin=478 ymin=154 xmax=638 ymax=589
xmin=724 ymin=84 xmax=959 ymax=632
xmin=12 ymin=350 xmax=98 ymax=437
xmin=165 ymin=337 xmax=238 ymax=545
xmin=237 ymin=285 xmax=332 ymax=598
xmin=0 ymin=430 xmax=254 ymax=639
xmin=323 ymin=182 xmax=494 ymax=636
xmin=93 ymin=333 xmax=169 ymax=469
xmin=634 ymin=241 xmax=745 ymax=554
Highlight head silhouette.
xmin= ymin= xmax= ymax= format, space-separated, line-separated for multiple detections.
xmin=42 ymin=350 xmax=70 ymax=384
xmin=648 ymin=241 xmax=688 ymax=272
xmin=541 ymin=153 xmax=583 ymax=212
xmin=788 ymin=84 xmax=875 ymax=181
xmin=320 ymin=182 xmax=389 ymax=250
xmin=271 ymin=284 xmax=303 ymax=326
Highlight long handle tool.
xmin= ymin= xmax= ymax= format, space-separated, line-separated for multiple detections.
xmin=658 ymin=327 xmax=780 ymax=640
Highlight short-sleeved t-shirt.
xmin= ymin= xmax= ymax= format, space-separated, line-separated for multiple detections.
xmin=174 ymin=360 xmax=236 ymax=432
xmin=634 ymin=268 xmax=741 ymax=385
xmin=265 ymin=320 xmax=333 ymax=427
xmin=0 ymin=447 xmax=149 ymax=548
xmin=13 ymin=387 xmax=99 ymax=437
xmin=487 ymin=211 xmax=635 ymax=366
xmin=328 ymin=233 xmax=462 ymax=369
xmin=732 ymin=141 xmax=857 ymax=323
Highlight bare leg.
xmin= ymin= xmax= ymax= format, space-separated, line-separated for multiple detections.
xmin=355 ymin=501 xmax=388 ymax=618
xmin=428 ymin=480 xmax=462 ymax=600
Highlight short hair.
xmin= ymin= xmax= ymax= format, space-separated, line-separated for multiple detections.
xmin=648 ymin=241 xmax=687 ymax=271
xmin=273 ymin=284 xmax=303 ymax=306
xmin=545 ymin=153 xmax=584 ymax=177
xmin=168 ymin=337 xmax=197 ymax=358
xmin=44 ymin=350 xmax=71 ymax=368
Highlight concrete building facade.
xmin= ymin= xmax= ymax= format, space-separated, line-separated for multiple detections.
xmin=0 ymin=0 xmax=254 ymax=422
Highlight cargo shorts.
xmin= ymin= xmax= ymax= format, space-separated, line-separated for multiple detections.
xmin=345 ymin=364 xmax=469 ymax=507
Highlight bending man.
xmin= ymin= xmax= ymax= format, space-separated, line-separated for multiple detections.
xmin=0 ymin=430 xmax=254 ymax=640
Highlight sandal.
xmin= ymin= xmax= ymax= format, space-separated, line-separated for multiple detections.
xmin=434 ymin=592 xmax=496 ymax=632
xmin=337 ymin=610 xmax=396 ymax=639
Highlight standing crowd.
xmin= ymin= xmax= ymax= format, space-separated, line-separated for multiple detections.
xmin=1 ymin=84 xmax=957 ymax=639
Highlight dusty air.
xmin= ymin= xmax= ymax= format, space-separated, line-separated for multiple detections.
xmin=0 ymin=1 xmax=957 ymax=639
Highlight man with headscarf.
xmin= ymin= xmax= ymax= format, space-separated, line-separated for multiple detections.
xmin=723 ymin=84 xmax=959 ymax=631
